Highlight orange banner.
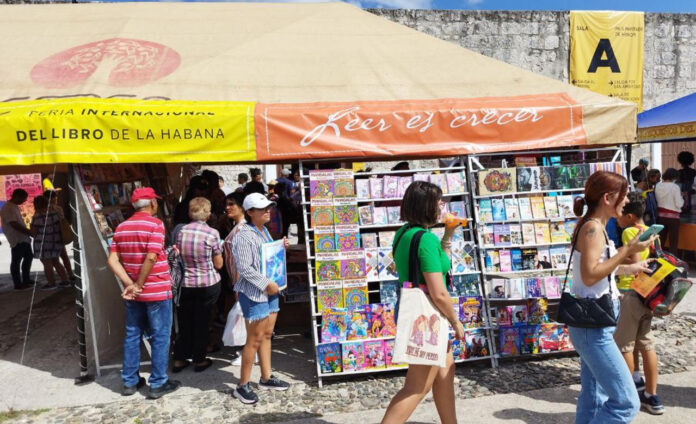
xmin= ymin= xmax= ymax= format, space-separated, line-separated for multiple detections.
xmin=255 ymin=94 xmax=587 ymax=161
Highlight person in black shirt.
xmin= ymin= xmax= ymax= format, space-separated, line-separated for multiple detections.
xmin=677 ymin=151 xmax=696 ymax=214
xmin=630 ymin=158 xmax=649 ymax=187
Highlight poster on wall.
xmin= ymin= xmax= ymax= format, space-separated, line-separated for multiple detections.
xmin=3 ymin=173 xmax=43 ymax=228
xmin=570 ymin=11 xmax=644 ymax=111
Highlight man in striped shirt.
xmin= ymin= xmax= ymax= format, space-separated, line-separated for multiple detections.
xmin=107 ymin=187 xmax=181 ymax=399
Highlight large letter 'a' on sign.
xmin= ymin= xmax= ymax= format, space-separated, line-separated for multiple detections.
xmin=587 ymin=39 xmax=621 ymax=73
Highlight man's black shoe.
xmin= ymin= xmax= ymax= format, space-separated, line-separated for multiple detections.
xmin=147 ymin=379 xmax=181 ymax=399
xmin=121 ymin=376 xmax=146 ymax=396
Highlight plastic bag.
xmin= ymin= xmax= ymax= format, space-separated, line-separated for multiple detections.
xmin=222 ymin=302 xmax=246 ymax=347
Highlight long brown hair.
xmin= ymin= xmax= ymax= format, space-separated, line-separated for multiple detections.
xmin=572 ymin=171 xmax=628 ymax=242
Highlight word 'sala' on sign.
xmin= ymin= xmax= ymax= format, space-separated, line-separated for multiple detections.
xmin=569 ymin=11 xmax=644 ymax=111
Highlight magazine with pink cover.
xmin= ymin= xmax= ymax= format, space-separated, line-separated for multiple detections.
xmin=429 ymin=173 xmax=449 ymax=194
xmin=355 ymin=179 xmax=370 ymax=200
xmin=335 ymin=224 xmax=361 ymax=251
xmin=544 ymin=276 xmax=561 ymax=298
xmin=309 ymin=170 xmax=334 ymax=199
xmin=369 ymin=178 xmax=383 ymax=199
xmin=383 ymin=176 xmax=400 ymax=198
xmin=372 ymin=207 xmax=388 ymax=225
xmin=363 ymin=340 xmax=387 ymax=370
xmin=446 ymin=172 xmax=465 ymax=194
xmin=397 ymin=176 xmax=413 ymax=198
xmin=341 ymin=341 xmax=365 ymax=372
xmin=340 ymin=250 xmax=366 ymax=279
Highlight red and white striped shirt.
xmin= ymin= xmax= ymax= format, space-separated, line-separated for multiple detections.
xmin=110 ymin=212 xmax=172 ymax=302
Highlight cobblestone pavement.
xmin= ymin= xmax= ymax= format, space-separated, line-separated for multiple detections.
xmin=4 ymin=313 xmax=695 ymax=424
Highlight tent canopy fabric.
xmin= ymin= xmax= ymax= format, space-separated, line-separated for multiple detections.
xmin=0 ymin=2 xmax=637 ymax=164
xmin=637 ymin=92 xmax=696 ymax=143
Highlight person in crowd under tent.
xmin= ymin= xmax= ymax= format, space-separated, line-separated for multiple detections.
xmin=45 ymin=189 xmax=75 ymax=282
xmin=31 ymin=195 xmax=70 ymax=290
xmin=236 ymin=173 xmax=249 ymax=193
xmin=654 ymin=168 xmax=684 ymax=255
xmin=249 ymin=167 xmax=268 ymax=193
xmin=231 ymin=193 xmax=290 ymax=404
xmin=243 ymin=180 xmax=267 ymax=197
xmin=637 ymin=170 xmax=661 ymax=225
xmin=277 ymin=168 xmax=294 ymax=197
xmin=1 ymin=189 xmax=34 ymax=290
xmin=219 ymin=175 xmax=233 ymax=196
xmin=172 ymin=175 xmax=210 ymax=242
xmin=274 ymin=181 xmax=296 ymax=239
xmin=172 ymin=197 xmax=223 ymax=374
xmin=635 ymin=169 xmax=661 ymax=194
xmin=42 ymin=172 xmax=62 ymax=193
xmin=568 ymin=171 xmax=654 ymax=423
xmin=630 ymin=158 xmax=649 ymax=188
xmin=201 ymin=169 xmax=227 ymax=219
xmin=382 ymin=181 xmax=465 ymax=424
xmin=677 ymin=151 xmax=696 ymax=214
xmin=107 ymin=187 xmax=181 ymax=399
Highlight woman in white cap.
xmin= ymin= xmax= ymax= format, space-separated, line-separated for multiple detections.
xmin=231 ymin=192 xmax=290 ymax=404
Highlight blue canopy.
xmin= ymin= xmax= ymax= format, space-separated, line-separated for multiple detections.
xmin=638 ymin=92 xmax=696 ymax=142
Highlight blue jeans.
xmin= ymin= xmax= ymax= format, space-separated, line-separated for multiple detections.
xmin=568 ymin=301 xmax=639 ymax=424
xmin=123 ymin=299 xmax=172 ymax=389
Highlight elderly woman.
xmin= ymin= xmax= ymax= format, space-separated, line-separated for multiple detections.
xmin=172 ymin=197 xmax=223 ymax=373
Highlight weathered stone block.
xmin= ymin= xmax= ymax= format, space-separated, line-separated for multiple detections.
xmin=544 ymin=35 xmax=560 ymax=50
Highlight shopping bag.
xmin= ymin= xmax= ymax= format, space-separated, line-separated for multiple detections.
xmin=222 ymin=302 xmax=247 ymax=347
xmin=393 ymin=287 xmax=449 ymax=368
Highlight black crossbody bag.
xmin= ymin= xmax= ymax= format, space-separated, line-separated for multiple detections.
xmin=556 ymin=220 xmax=617 ymax=328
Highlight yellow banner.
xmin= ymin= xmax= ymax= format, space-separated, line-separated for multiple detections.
xmin=0 ymin=98 xmax=256 ymax=165
xmin=570 ymin=11 xmax=644 ymax=111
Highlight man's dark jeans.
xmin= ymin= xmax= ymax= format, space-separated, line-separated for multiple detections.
xmin=11 ymin=242 xmax=33 ymax=287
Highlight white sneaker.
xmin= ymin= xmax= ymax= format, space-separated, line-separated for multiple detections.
xmin=230 ymin=353 xmax=258 ymax=366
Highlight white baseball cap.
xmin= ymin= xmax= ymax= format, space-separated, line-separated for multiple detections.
xmin=243 ymin=192 xmax=276 ymax=211
xmin=281 ymin=168 xmax=291 ymax=176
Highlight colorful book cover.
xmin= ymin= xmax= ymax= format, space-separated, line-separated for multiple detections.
xmin=365 ymin=248 xmax=380 ymax=281
xmin=461 ymin=242 xmax=477 ymax=272
xmin=369 ymin=303 xmax=396 ymax=338
xmin=378 ymin=231 xmax=396 ymax=247
xmin=355 ymin=178 xmax=370 ymax=200
xmin=378 ymin=247 xmax=398 ymax=280
xmin=358 ymin=205 xmax=374 ymax=226
xmin=335 ymin=224 xmax=361 ymax=251
xmin=439 ymin=201 xmax=450 ymax=217
xmin=310 ymin=199 xmax=334 ymax=227
xmin=507 ymin=278 xmax=526 ymax=299
xmin=384 ymin=339 xmax=406 ymax=368
xmin=504 ymin=198 xmax=520 ymax=221
xmin=386 ymin=206 xmax=401 ymax=225
xmin=341 ymin=341 xmax=365 ymax=372
xmin=333 ymin=197 xmax=359 ymax=225
xmin=521 ymin=248 xmax=538 ymax=270
xmin=543 ymin=276 xmax=561 ymax=298
xmin=530 ymin=197 xmax=546 ymax=219
xmin=521 ymin=223 xmax=536 ymax=246
xmin=413 ymin=173 xmax=430 ymax=182
xmin=527 ymin=298 xmax=549 ymax=324
xmin=556 ymin=195 xmax=575 ymax=218
xmin=478 ymin=168 xmax=516 ymax=195
xmin=363 ymin=340 xmax=387 ymax=370
xmin=537 ymin=167 xmax=553 ymax=190
xmin=317 ymin=342 xmax=343 ymax=374
xmin=509 ymin=224 xmax=522 ymax=246
xmin=499 ymin=249 xmax=512 ymax=272
xmin=446 ymin=172 xmax=465 ymax=194
xmin=478 ymin=199 xmax=493 ymax=222
xmin=525 ymin=278 xmax=543 ymax=298
xmin=315 ymin=252 xmax=342 ymax=282
xmin=539 ymin=323 xmax=560 ymax=352
xmin=372 ymin=207 xmax=388 ymax=226
xmin=369 ymin=177 xmax=383 ymax=199
xmin=340 ymin=250 xmax=366 ymax=279
xmin=548 ymin=166 xmax=571 ymax=190
xmin=550 ymin=221 xmax=570 ymax=243
xmin=491 ymin=198 xmax=506 ymax=221
xmin=480 ymin=225 xmax=494 ymax=247
xmin=489 ymin=279 xmax=507 ymax=298
xmin=550 ymin=246 xmax=570 ymax=269
xmin=309 ymin=170 xmax=334 ymax=199
xmin=511 ymin=249 xmax=523 ymax=271
xmin=397 ymin=176 xmax=413 ymax=198
xmin=321 ymin=308 xmax=348 ymax=342
xmin=452 ymin=274 xmax=480 ymax=297
xmin=314 ymin=226 xmax=336 ymax=252
xmin=564 ymin=220 xmax=578 ymax=240
xmin=345 ymin=306 xmax=370 ymax=340
xmin=493 ymin=224 xmax=511 ymax=246
xmin=484 ymin=250 xmax=500 ymax=272
xmin=465 ymin=329 xmax=490 ymax=359
xmin=460 ymin=296 xmax=483 ymax=328
xmin=499 ymin=327 xmax=520 ymax=357
xmin=517 ymin=197 xmax=533 ymax=220
xmin=534 ymin=222 xmax=551 ymax=244
xmin=333 ymin=169 xmax=355 ymax=197
xmin=559 ymin=325 xmax=574 ymax=351
xmin=362 ymin=233 xmax=378 ymax=249
xmin=317 ymin=287 xmax=344 ymax=313
xmin=383 ymin=175 xmax=400 ymax=199
xmin=536 ymin=247 xmax=552 ymax=269
xmin=497 ymin=306 xmax=512 ymax=326
xmin=84 ymin=185 xmax=103 ymax=210
xmin=380 ymin=280 xmax=398 ymax=304
xmin=451 ymin=338 xmax=467 ymax=361
xmin=511 ymin=305 xmax=528 ymax=325
xmin=429 ymin=173 xmax=448 ymax=194
xmin=448 ymin=200 xmax=468 ymax=219
xmin=344 ymin=285 xmax=369 ymax=312
xmin=519 ymin=325 xmax=541 ymax=355
xmin=543 ymin=196 xmax=560 ymax=219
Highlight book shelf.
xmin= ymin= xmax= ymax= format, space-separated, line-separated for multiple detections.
xmin=299 ymin=159 xmax=495 ymax=387
xmin=467 ymin=146 xmax=628 ymax=362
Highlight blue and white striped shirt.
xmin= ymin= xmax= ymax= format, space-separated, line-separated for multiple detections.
xmin=232 ymin=224 xmax=275 ymax=302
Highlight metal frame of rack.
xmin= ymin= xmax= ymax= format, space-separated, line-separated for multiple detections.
xmin=467 ymin=146 xmax=628 ymax=363
xmin=299 ymin=158 xmax=495 ymax=387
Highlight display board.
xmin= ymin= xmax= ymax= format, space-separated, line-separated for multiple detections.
xmin=467 ymin=147 xmax=627 ymax=361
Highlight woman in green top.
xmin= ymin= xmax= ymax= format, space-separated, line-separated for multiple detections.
xmin=382 ymin=181 xmax=465 ymax=424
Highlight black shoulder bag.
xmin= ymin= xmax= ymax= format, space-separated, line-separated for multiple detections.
xmin=393 ymin=225 xmax=427 ymax=287
xmin=556 ymin=219 xmax=617 ymax=328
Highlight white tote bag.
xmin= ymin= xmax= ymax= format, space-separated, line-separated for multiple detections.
xmin=222 ymin=302 xmax=247 ymax=347
xmin=393 ymin=288 xmax=449 ymax=368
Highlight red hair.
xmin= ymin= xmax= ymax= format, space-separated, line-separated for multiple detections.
xmin=573 ymin=171 xmax=628 ymax=241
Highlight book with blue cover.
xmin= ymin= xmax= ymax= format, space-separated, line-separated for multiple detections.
xmin=511 ymin=249 xmax=523 ymax=271
xmin=491 ymin=198 xmax=506 ymax=222
xmin=479 ymin=199 xmax=493 ymax=222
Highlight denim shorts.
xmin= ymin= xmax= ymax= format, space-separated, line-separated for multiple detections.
xmin=237 ymin=292 xmax=280 ymax=322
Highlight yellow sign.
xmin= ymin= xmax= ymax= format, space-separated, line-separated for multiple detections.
xmin=0 ymin=98 xmax=256 ymax=165
xmin=570 ymin=11 xmax=644 ymax=111
xmin=638 ymin=121 xmax=696 ymax=143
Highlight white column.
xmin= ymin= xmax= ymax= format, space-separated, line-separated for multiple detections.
xmin=651 ymin=142 xmax=662 ymax=172
xmin=264 ymin=164 xmax=277 ymax=181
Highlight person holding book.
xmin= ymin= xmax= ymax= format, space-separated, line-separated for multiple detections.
xmin=614 ymin=193 xmax=664 ymax=415
xmin=569 ymin=171 xmax=656 ymax=424
xmin=654 ymin=168 xmax=684 ymax=255
xmin=382 ymin=181 xmax=465 ymax=424
xmin=231 ymin=193 xmax=290 ymax=404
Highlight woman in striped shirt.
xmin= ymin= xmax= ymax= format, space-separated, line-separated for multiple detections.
xmin=231 ymin=193 xmax=290 ymax=404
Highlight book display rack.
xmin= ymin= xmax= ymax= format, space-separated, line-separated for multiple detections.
xmin=299 ymin=160 xmax=495 ymax=387
xmin=467 ymin=146 xmax=628 ymax=363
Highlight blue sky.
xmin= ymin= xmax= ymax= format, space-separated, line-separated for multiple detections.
xmin=108 ymin=0 xmax=696 ymax=13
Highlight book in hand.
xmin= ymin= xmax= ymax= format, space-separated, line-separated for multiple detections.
xmin=261 ymin=239 xmax=286 ymax=290
xmin=631 ymin=258 xmax=678 ymax=297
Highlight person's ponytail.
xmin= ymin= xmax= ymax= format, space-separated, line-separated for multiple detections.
xmin=573 ymin=196 xmax=586 ymax=218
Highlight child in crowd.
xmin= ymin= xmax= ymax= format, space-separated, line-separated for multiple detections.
xmin=615 ymin=193 xmax=664 ymax=415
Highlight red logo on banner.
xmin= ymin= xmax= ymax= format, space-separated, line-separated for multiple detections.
xmin=31 ymin=38 xmax=181 ymax=88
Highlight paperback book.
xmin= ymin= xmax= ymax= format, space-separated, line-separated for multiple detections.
xmin=521 ymin=223 xmax=536 ymax=246
xmin=363 ymin=340 xmax=387 ymax=370
xmin=362 ymin=233 xmax=378 ymax=248
xmin=378 ymin=247 xmax=398 ymax=280
xmin=517 ymin=197 xmax=533 ymax=220
xmin=314 ymin=226 xmax=337 ymax=255
xmin=335 ymin=225 xmax=361 ymax=251
xmin=386 ymin=207 xmax=401 ymax=225
xmin=478 ymin=168 xmax=516 ymax=195
xmin=499 ymin=327 xmax=520 ymax=356
xmin=317 ymin=286 xmax=344 ymax=313
xmin=369 ymin=303 xmax=397 ymax=338
xmin=504 ymin=198 xmax=520 ymax=221
xmin=519 ymin=325 xmax=541 ymax=355
xmin=544 ymin=276 xmax=561 ymax=298
xmin=321 ymin=308 xmax=348 ymax=342
xmin=484 ymin=250 xmax=500 ymax=272
xmin=527 ymin=298 xmax=549 ymax=324
xmin=429 ymin=173 xmax=448 ymax=194
xmin=383 ymin=176 xmax=400 ymax=199
xmin=499 ymin=249 xmax=512 ymax=272
xmin=449 ymin=201 xmax=468 ymax=219
xmin=550 ymin=222 xmax=570 ymax=243
xmin=358 ymin=205 xmax=374 ymax=226
xmin=480 ymin=225 xmax=494 ymax=247
xmin=333 ymin=197 xmax=359 ymax=225
xmin=446 ymin=172 xmax=466 ymax=194
xmin=511 ymin=249 xmax=523 ymax=271
xmin=452 ymin=274 xmax=480 ymax=297
xmin=317 ymin=343 xmax=343 ymax=374
xmin=378 ymin=231 xmax=396 ymax=247
xmin=345 ymin=306 xmax=370 ymax=340
xmin=372 ymin=207 xmax=388 ymax=226
xmin=539 ymin=323 xmax=560 ymax=352
xmin=525 ymin=278 xmax=544 ymax=298
xmin=309 ymin=170 xmax=334 ymax=198
xmin=333 ymin=169 xmax=355 ymax=197
xmin=369 ymin=178 xmax=383 ymax=199
xmin=556 ymin=195 xmax=574 ymax=218
xmin=507 ymin=278 xmax=526 ymax=299
xmin=479 ymin=199 xmax=493 ymax=222
xmin=355 ymin=179 xmax=370 ymax=200
xmin=521 ymin=248 xmax=538 ymax=270
xmin=511 ymin=305 xmax=528 ymax=325
xmin=543 ymin=196 xmax=560 ymax=219
xmin=550 ymin=246 xmax=570 ymax=269
xmin=340 ymin=250 xmax=366 ymax=279
xmin=342 ymin=341 xmax=365 ymax=372
xmin=364 ymin=248 xmax=380 ymax=281
xmin=493 ymin=224 xmax=511 ymax=246
xmin=315 ymin=252 xmax=342 ymax=282
xmin=465 ymin=329 xmax=490 ymax=359
xmin=488 ymin=279 xmax=507 ymax=298
xmin=534 ymin=222 xmax=551 ymax=244
xmin=397 ymin=176 xmax=413 ymax=198
xmin=530 ymin=197 xmax=546 ymax=219
xmin=509 ymin=224 xmax=522 ymax=246
xmin=536 ymin=247 xmax=552 ymax=269
xmin=460 ymin=296 xmax=483 ymax=328
xmin=497 ymin=306 xmax=512 ymax=326
xmin=380 ymin=281 xmax=398 ymax=304
xmin=491 ymin=198 xmax=506 ymax=222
